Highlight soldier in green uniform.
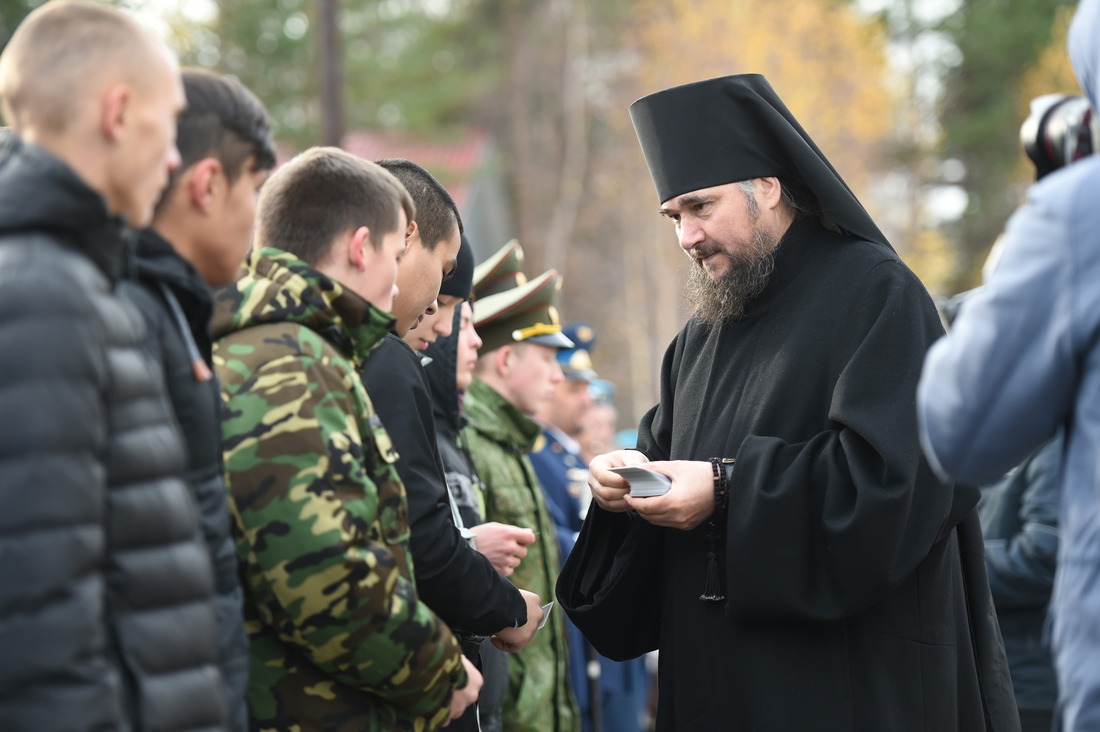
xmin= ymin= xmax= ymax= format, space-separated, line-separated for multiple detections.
xmin=463 ymin=269 xmax=581 ymax=731
xmin=213 ymin=147 xmax=481 ymax=731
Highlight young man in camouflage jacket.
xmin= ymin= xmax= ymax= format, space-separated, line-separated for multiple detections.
xmin=213 ymin=148 xmax=480 ymax=731
xmin=463 ymin=270 xmax=580 ymax=732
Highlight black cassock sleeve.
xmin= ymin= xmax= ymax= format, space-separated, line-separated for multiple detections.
xmin=555 ymin=337 xmax=686 ymax=660
xmin=556 ymin=506 xmax=664 ymax=661
xmin=363 ymin=335 xmax=526 ymax=635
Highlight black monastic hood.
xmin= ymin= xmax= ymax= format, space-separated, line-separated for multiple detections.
xmin=629 ymin=73 xmax=889 ymax=249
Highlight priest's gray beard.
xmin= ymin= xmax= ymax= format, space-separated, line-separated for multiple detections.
xmin=685 ymin=224 xmax=780 ymax=329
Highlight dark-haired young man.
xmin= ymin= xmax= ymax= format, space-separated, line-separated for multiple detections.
xmin=122 ymin=68 xmax=276 ymax=730
xmin=363 ymin=160 xmax=544 ymax=732
xmin=377 ymin=157 xmax=463 ymax=336
xmin=213 ymin=146 xmax=481 ymax=730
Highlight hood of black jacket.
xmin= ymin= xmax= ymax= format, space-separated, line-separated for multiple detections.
xmin=134 ymin=227 xmax=215 ymax=357
xmin=424 ymin=306 xmax=464 ymax=435
xmin=0 ymin=134 xmax=131 ymax=282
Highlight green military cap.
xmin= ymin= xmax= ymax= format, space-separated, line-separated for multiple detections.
xmin=473 ymin=269 xmax=575 ymax=354
xmin=473 ymin=239 xmax=526 ymax=300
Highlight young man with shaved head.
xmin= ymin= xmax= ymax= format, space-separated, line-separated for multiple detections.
xmin=0 ymin=2 xmax=227 ymax=730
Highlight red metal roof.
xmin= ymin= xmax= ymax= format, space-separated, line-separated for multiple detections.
xmin=274 ymin=128 xmax=492 ymax=211
xmin=341 ymin=128 xmax=492 ymax=210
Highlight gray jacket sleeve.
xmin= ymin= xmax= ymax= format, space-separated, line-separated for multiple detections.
xmin=982 ymin=433 xmax=1062 ymax=608
xmin=917 ymin=162 xmax=1100 ymax=731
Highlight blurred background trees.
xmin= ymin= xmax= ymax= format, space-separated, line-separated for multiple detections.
xmin=0 ymin=0 xmax=1082 ymax=424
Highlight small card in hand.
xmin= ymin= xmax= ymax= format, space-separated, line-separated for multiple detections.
xmin=607 ymin=465 xmax=672 ymax=497
xmin=538 ymin=601 xmax=554 ymax=630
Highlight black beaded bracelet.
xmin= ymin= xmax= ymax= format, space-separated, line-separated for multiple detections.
xmin=709 ymin=457 xmax=735 ymax=515
xmin=700 ymin=457 xmax=735 ymax=602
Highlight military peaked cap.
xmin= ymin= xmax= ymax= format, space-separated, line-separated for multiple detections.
xmin=473 ymin=269 xmax=574 ymax=354
xmin=557 ymin=322 xmax=598 ymax=381
xmin=473 ymin=239 xmax=526 ymax=300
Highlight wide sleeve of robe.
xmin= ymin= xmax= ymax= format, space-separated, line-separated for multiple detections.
xmin=669 ymin=258 xmax=976 ymax=622
xmin=562 ymin=240 xmax=976 ymax=639
xmin=561 ymin=223 xmax=1019 ymax=731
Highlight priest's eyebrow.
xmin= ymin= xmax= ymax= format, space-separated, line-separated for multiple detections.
xmin=658 ymin=193 xmax=713 ymax=218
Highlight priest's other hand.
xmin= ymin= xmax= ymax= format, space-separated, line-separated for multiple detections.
xmin=470 ymin=522 xmax=535 ymax=576
xmin=625 ymin=460 xmax=715 ymax=531
xmin=491 ymin=589 xmax=544 ymax=652
xmin=589 ymin=449 xmax=650 ymax=512
xmin=444 ymin=655 xmax=483 ymax=725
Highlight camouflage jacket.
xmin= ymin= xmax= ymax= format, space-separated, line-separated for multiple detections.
xmin=213 ymin=248 xmax=466 ymax=732
xmin=462 ymin=379 xmax=579 ymax=732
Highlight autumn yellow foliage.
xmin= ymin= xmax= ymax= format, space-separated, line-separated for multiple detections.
xmin=1020 ymin=8 xmax=1080 ymax=108
xmin=632 ymin=0 xmax=894 ymax=199
xmin=1016 ymin=7 xmax=1081 ymax=181
xmin=624 ymin=0 xmax=962 ymax=289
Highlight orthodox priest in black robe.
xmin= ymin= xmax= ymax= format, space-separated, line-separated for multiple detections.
xmin=556 ymin=74 xmax=1019 ymax=731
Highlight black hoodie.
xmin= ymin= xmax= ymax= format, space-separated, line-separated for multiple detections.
xmin=422 ymin=308 xmax=511 ymax=732
xmin=122 ymin=229 xmax=248 ymax=731
xmin=361 ymin=331 xmax=526 ymax=635
xmin=0 ymin=136 xmax=226 ymax=730
xmin=424 ymin=308 xmax=486 ymax=528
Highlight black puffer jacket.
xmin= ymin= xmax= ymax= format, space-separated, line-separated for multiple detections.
xmin=0 ymin=136 xmax=226 ymax=731
xmin=123 ymin=229 xmax=248 ymax=732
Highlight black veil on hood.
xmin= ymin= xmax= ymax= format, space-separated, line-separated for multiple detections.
xmin=629 ymin=73 xmax=889 ymax=249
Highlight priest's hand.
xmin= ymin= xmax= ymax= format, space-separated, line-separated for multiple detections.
xmin=470 ymin=522 xmax=536 ymax=576
xmin=625 ymin=460 xmax=715 ymax=531
xmin=491 ymin=589 xmax=544 ymax=652
xmin=589 ymin=449 xmax=651 ymax=512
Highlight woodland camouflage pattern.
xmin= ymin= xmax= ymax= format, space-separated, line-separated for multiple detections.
xmin=462 ymin=378 xmax=579 ymax=732
xmin=213 ymin=247 xmax=465 ymax=732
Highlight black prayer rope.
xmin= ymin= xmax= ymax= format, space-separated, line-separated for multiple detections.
xmin=701 ymin=457 xmax=733 ymax=602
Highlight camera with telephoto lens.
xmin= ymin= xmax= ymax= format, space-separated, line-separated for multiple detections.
xmin=1020 ymin=94 xmax=1100 ymax=180
xmin=939 ymin=95 xmax=1099 ymax=328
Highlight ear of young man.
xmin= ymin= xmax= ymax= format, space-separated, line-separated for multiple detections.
xmin=186 ymin=158 xmax=223 ymax=214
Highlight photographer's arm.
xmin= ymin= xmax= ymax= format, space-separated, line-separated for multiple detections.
xmin=918 ymin=186 xmax=1081 ymax=485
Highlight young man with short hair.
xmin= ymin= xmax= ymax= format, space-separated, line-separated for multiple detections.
xmin=362 ymin=163 xmax=545 ymax=732
xmin=0 ymin=3 xmax=227 ymax=729
xmin=122 ymin=68 xmax=276 ymax=731
xmin=213 ymin=147 xmax=480 ymax=730
xmin=378 ymin=157 xmax=463 ymax=337
xmin=417 ymin=236 xmax=544 ymax=732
